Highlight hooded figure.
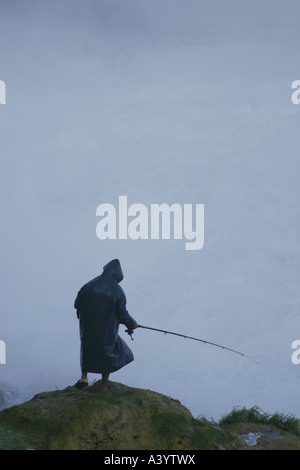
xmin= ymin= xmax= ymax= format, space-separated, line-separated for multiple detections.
xmin=74 ymin=259 xmax=138 ymax=390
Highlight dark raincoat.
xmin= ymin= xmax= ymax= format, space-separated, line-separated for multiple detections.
xmin=74 ymin=259 xmax=137 ymax=374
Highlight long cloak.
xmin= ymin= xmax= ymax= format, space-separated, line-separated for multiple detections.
xmin=74 ymin=259 xmax=137 ymax=374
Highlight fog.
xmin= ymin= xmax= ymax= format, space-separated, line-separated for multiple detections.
xmin=0 ymin=0 xmax=299 ymax=420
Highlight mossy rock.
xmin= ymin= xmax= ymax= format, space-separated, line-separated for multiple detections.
xmin=0 ymin=381 xmax=241 ymax=450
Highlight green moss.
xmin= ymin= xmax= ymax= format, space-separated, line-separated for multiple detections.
xmin=0 ymin=424 xmax=30 ymax=450
xmin=151 ymin=410 xmax=240 ymax=450
xmin=153 ymin=411 xmax=190 ymax=448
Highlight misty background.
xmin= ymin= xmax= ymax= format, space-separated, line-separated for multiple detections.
xmin=0 ymin=0 xmax=299 ymax=420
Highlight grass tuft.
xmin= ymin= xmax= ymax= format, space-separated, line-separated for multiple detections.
xmin=218 ymin=406 xmax=300 ymax=436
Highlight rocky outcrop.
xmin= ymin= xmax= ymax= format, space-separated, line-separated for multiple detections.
xmin=0 ymin=380 xmax=241 ymax=450
xmin=1 ymin=381 xmax=300 ymax=450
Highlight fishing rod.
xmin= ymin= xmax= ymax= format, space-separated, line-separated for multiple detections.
xmin=126 ymin=324 xmax=259 ymax=364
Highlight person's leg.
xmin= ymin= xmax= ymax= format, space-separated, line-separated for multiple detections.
xmin=100 ymin=373 xmax=109 ymax=392
xmin=75 ymin=370 xmax=88 ymax=388
xmin=80 ymin=371 xmax=88 ymax=383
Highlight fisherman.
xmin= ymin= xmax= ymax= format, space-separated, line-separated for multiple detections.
xmin=74 ymin=259 xmax=139 ymax=392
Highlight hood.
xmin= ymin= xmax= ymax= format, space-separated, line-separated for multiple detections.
xmin=103 ymin=259 xmax=124 ymax=283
